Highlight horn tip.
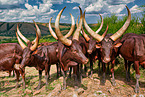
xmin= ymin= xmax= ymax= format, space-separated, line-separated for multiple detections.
xmin=33 ymin=20 xmax=35 ymax=23
xmin=63 ymin=6 xmax=66 ymax=9
xmin=50 ymin=17 xmax=53 ymax=21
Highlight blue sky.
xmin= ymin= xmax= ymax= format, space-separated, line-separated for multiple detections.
xmin=0 ymin=0 xmax=144 ymax=23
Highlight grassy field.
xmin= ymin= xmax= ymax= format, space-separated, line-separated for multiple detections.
xmin=0 ymin=58 xmax=145 ymax=97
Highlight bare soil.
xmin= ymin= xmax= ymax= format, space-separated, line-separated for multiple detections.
xmin=0 ymin=62 xmax=145 ymax=97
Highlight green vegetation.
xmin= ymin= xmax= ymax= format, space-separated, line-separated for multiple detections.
xmin=86 ymin=13 xmax=145 ymax=37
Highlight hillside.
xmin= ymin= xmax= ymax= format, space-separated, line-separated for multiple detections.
xmin=0 ymin=22 xmax=72 ymax=43
xmin=0 ymin=22 xmax=73 ymax=36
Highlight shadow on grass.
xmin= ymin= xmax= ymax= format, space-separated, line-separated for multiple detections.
xmin=81 ymin=59 xmax=145 ymax=90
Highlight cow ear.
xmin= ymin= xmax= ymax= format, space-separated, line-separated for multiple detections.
xmin=114 ymin=43 xmax=122 ymax=48
xmin=96 ymin=44 xmax=101 ymax=48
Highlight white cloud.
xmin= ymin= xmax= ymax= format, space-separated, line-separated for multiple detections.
xmin=0 ymin=0 xmax=24 ymax=5
xmin=108 ymin=4 xmax=125 ymax=13
xmin=66 ymin=1 xmax=71 ymax=3
xmin=61 ymin=15 xmax=66 ymax=19
xmin=25 ymin=3 xmax=33 ymax=10
xmin=130 ymin=5 xmax=143 ymax=13
xmin=42 ymin=0 xmax=63 ymax=4
xmin=70 ymin=0 xmax=135 ymax=15
xmin=0 ymin=1 xmax=57 ymax=22
xmin=73 ymin=6 xmax=78 ymax=9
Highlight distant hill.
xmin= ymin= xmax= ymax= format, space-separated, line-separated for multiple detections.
xmin=0 ymin=22 xmax=71 ymax=38
xmin=0 ymin=22 xmax=50 ymax=37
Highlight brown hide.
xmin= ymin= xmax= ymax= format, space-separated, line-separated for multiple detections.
xmin=120 ymin=33 xmax=145 ymax=68
xmin=0 ymin=43 xmax=23 ymax=58
xmin=0 ymin=53 xmax=21 ymax=71
xmin=57 ymin=39 xmax=88 ymax=71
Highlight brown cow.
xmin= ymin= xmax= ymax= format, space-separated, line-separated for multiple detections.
xmin=119 ymin=33 xmax=145 ymax=93
xmin=0 ymin=42 xmax=23 ymax=87
xmin=49 ymin=6 xmax=88 ymax=89
xmin=83 ymin=5 xmax=131 ymax=85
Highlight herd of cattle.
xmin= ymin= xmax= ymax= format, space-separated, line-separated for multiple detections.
xmin=0 ymin=5 xmax=145 ymax=93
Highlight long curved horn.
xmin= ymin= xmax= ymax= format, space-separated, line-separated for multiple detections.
xmin=64 ymin=13 xmax=75 ymax=38
xmin=49 ymin=17 xmax=58 ymax=40
xmin=72 ymin=6 xmax=82 ymax=41
xmin=49 ymin=13 xmax=75 ymax=40
xmin=17 ymin=24 xmax=30 ymax=43
xmin=32 ymin=20 xmax=41 ymax=44
xmin=30 ymin=29 xmax=39 ymax=51
xmin=102 ymin=24 xmax=108 ymax=37
xmin=83 ymin=11 xmax=104 ymax=42
xmin=55 ymin=6 xmax=72 ymax=46
xmin=77 ymin=16 xmax=90 ymax=41
xmin=110 ymin=5 xmax=131 ymax=41
xmin=16 ymin=30 xmax=27 ymax=49
xmin=95 ymin=14 xmax=103 ymax=33
xmin=82 ymin=26 xmax=90 ymax=41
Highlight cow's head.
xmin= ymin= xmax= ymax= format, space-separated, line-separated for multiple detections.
xmin=83 ymin=5 xmax=131 ymax=63
xmin=16 ymin=21 xmax=40 ymax=69
xmin=49 ymin=6 xmax=88 ymax=65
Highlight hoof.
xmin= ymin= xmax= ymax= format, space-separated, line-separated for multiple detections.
xmin=74 ymin=86 xmax=78 ymax=91
xmin=126 ymin=77 xmax=130 ymax=82
xmin=89 ymin=74 xmax=92 ymax=78
xmin=45 ymin=86 xmax=49 ymax=91
xmin=15 ymin=84 xmax=20 ymax=88
xmin=35 ymin=85 xmax=41 ymax=90
xmin=135 ymin=86 xmax=139 ymax=93
xmin=98 ymin=72 xmax=101 ymax=77
xmin=111 ymin=79 xmax=116 ymax=86
xmin=61 ymin=86 xmax=66 ymax=90
xmin=101 ymin=78 xmax=106 ymax=85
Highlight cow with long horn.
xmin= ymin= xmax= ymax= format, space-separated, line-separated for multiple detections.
xmin=16 ymin=22 xmax=42 ymax=89
xmin=49 ymin=6 xmax=88 ymax=90
xmin=77 ymin=15 xmax=109 ymax=77
xmin=83 ymin=5 xmax=131 ymax=85
xmin=17 ymin=13 xmax=76 ymax=90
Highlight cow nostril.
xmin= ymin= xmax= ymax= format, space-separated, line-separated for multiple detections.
xmin=85 ymin=59 xmax=89 ymax=64
xmin=87 ymin=50 xmax=92 ymax=54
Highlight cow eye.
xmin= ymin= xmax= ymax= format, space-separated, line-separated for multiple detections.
xmin=73 ymin=50 xmax=77 ymax=53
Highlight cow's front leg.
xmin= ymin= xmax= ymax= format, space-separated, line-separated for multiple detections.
xmin=61 ymin=70 xmax=67 ymax=90
xmin=15 ymin=69 xmax=20 ymax=88
xmin=19 ymin=68 xmax=25 ymax=89
xmin=101 ymin=63 xmax=106 ymax=85
xmin=134 ymin=61 xmax=140 ymax=93
xmin=36 ymin=70 xmax=42 ymax=90
xmin=111 ymin=60 xmax=116 ymax=86
xmin=89 ymin=60 xmax=93 ymax=78
xmin=45 ymin=64 xmax=50 ymax=90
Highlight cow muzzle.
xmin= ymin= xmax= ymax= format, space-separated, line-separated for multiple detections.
xmin=14 ymin=64 xmax=21 ymax=70
xmin=83 ymin=59 xmax=89 ymax=64
xmin=103 ymin=57 xmax=111 ymax=63
xmin=87 ymin=50 xmax=92 ymax=54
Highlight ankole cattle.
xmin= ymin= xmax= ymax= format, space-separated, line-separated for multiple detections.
xmin=83 ymin=5 xmax=131 ymax=85
xmin=78 ymin=15 xmax=109 ymax=77
xmin=119 ymin=33 xmax=145 ymax=93
xmin=0 ymin=21 xmax=41 ymax=88
xmin=49 ymin=6 xmax=88 ymax=89
xmin=0 ymin=43 xmax=22 ymax=88
xmin=16 ymin=22 xmax=63 ymax=90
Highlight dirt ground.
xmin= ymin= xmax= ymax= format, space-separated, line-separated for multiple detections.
xmin=0 ymin=62 xmax=145 ymax=97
